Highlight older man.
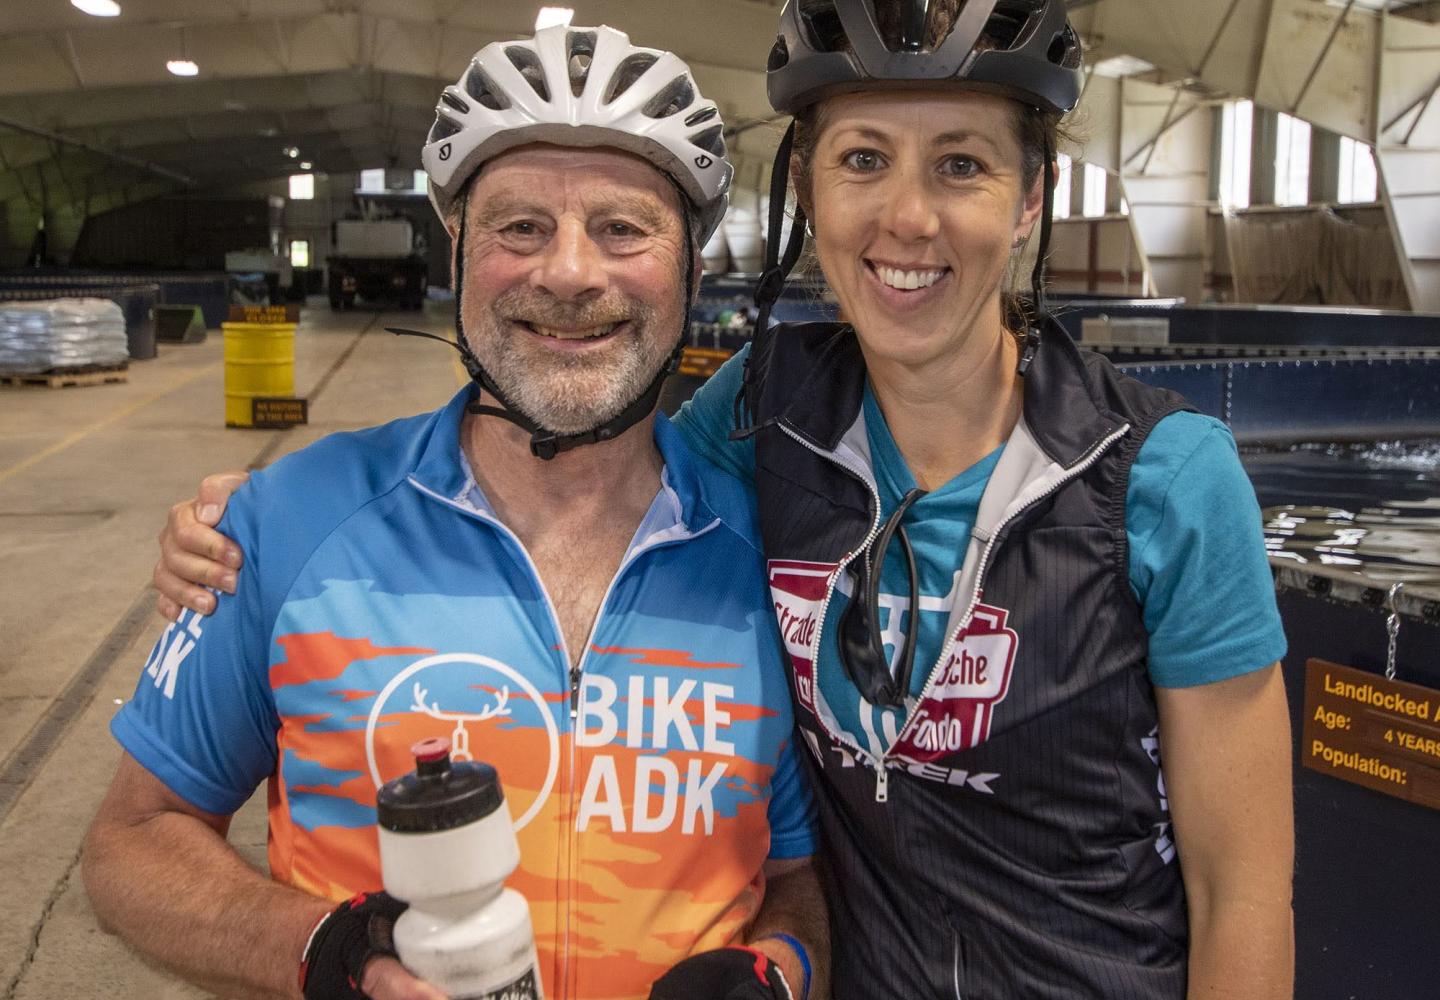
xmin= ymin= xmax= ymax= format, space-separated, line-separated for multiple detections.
xmin=84 ymin=25 xmax=825 ymax=1000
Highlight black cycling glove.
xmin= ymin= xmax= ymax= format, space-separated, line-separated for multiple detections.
xmin=648 ymin=946 xmax=794 ymax=1000
xmin=299 ymin=891 xmax=407 ymax=1000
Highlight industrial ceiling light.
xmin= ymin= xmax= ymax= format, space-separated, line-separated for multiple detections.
xmin=299 ymin=161 xmax=313 ymax=170
xmin=284 ymin=145 xmax=300 ymax=158
xmin=167 ymin=25 xmax=199 ymax=77
xmin=535 ymin=6 xmax=574 ymax=30
xmin=71 ymin=0 xmax=121 ymax=16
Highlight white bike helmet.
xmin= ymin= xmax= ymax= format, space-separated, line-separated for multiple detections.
xmin=421 ymin=24 xmax=733 ymax=244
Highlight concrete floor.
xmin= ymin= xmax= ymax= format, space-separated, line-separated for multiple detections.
xmin=0 ymin=301 xmax=465 ymax=998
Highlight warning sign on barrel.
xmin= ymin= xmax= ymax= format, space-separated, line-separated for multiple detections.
xmin=228 ymin=304 xmax=300 ymax=324
xmin=1302 ymin=659 xmax=1440 ymax=811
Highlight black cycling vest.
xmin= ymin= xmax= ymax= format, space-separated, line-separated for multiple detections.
xmin=747 ymin=320 xmax=1194 ymax=998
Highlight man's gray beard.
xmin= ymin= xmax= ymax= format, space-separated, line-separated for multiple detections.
xmin=465 ymin=289 xmax=675 ymax=436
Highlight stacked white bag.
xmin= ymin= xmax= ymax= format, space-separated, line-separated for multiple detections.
xmin=0 ymin=298 xmax=129 ymax=374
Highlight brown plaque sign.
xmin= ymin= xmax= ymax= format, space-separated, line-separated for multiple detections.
xmin=679 ymin=346 xmax=734 ymax=379
xmin=251 ymin=397 xmax=308 ymax=429
xmin=228 ymin=304 xmax=301 ymax=324
xmin=1302 ymin=658 xmax=1440 ymax=811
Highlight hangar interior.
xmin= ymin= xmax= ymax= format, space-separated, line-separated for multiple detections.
xmin=2 ymin=2 xmax=1439 ymax=999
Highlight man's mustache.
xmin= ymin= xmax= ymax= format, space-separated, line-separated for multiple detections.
xmin=490 ymin=289 xmax=648 ymax=329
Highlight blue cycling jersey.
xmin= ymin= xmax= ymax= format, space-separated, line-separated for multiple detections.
xmin=114 ymin=386 xmax=814 ymax=1000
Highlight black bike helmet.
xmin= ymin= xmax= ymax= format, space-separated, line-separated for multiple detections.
xmin=768 ymin=0 xmax=1083 ymax=115
xmin=732 ymin=0 xmax=1085 ymax=441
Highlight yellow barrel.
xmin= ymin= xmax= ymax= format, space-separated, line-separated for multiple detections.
xmin=223 ymin=322 xmax=296 ymax=427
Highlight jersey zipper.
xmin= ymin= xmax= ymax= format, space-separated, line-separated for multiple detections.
xmin=559 ymin=513 xmax=719 ymax=999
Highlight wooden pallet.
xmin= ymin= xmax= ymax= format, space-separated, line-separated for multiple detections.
xmin=0 ymin=364 xmax=129 ymax=388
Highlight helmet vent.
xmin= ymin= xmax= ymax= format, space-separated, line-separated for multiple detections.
xmin=440 ymin=92 xmax=470 ymax=115
xmin=504 ymin=45 xmax=551 ymax=101
xmin=463 ymin=63 xmax=510 ymax=111
xmin=604 ymin=52 xmax=659 ymax=104
xmin=1052 ymin=26 xmax=1081 ymax=67
xmin=428 ymin=112 xmax=462 ymax=143
xmin=684 ymin=106 xmax=719 ymax=128
xmin=986 ymin=3 xmax=1033 ymax=51
xmin=797 ymin=0 xmax=847 ymax=53
xmin=690 ymin=124 xmax=726 ymax=159
xmin=767 ymin=37 xmax=790 ymax=72
xmin=641 ymin=76 xmax=695 ymax=119
xmin=566 ymin=30 xmax=598 ymax=96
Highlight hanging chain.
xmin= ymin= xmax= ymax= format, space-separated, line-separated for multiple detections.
xmin=1385 ymin=582 xmax=1404 ymax=681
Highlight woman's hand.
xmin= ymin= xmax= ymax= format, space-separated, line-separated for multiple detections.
xmin=154 ymin=471 xmax=249 ymax=620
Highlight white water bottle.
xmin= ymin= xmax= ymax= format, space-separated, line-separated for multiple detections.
xmin=377 ymin=737 xmax=542 ymax=999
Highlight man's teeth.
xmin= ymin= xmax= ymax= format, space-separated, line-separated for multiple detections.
xmin=529 ymin=323 xmax=618 ymax=340
xmin=875 ymin=266 xmax=945 ymax=291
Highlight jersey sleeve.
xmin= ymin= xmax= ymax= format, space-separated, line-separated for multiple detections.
xmin=1127 ymin=413 xmax=1288 ymax=688
xmin=672 ymin=346 xmax=757 ymax=484
xmin=110 ymin=482 xmax=280 ymax=814
xmin=765 ymin=728 xmax=818 ymax=860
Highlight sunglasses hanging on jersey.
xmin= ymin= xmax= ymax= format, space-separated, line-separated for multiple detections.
xmin=838 ymin=487 xmax=928 ymax=708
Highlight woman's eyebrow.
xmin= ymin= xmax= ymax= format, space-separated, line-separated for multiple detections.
xmin=931 ymin=128 xmax=1001 ymax=153
xmin=828 ymin=125 xmax=893 ymax=145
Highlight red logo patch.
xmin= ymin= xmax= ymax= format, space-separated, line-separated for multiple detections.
xmin=895 ymin=602 xmax=1018 ymax=761
xmin=766 ymin=559 xmax=838 ymax=711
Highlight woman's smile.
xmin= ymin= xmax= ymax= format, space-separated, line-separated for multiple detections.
xmin=862 ymin=259 xmax=953 ymax=312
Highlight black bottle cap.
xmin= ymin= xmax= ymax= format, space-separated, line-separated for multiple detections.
xmin=376 ymin=737 xmax=505 ymax=833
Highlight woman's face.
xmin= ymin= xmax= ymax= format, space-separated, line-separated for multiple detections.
xmin=803 ymin=88 xmax=1044 ymax=370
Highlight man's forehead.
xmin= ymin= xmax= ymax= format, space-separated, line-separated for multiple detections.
xmin=478 ymin=144 xmax=677 ymax=196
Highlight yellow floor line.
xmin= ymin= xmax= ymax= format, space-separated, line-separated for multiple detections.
xmin=0 ymin=361 xmax=223 ymax=485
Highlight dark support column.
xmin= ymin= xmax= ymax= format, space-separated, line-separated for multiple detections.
xmin=1209 ymin=106 xmax=1226 ymax=203
xmin=1309 ymin=126 xmax=1342 ymax=204
xmin=1251 ymin=106 xmax=1279 ymax=206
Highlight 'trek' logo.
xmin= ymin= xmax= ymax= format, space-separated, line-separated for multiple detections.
xmin=896 ymin=602 xmax=1018 ymax=762
xmin=767 ymin=559 xmax=837 ymax=712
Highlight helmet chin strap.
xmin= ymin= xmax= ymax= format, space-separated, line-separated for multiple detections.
xmin=1017 ymin=130 xmax=1055 ymax=377
xmin=389 ymin=199 xmax=695 ymax=461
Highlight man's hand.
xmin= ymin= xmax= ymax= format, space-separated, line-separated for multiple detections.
xmin=154 ymin=471 xmax=248 ymax=620
xmin=302 ymin=892 xmax=448 ymax=1000
xmin=648 ymin=947 xmax=794 ymax=1000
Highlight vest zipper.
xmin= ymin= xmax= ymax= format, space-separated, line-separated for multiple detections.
xmin=890 ymin=423 xmax=1132 ymax=752
xmin=952 ymin=929 xmax=964 ymax=1000
xmin=775 ymin=420 xmax=891 ymax=795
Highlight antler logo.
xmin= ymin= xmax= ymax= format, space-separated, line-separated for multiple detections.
xmin=366 ymin=653 xmax=559 ymax=831
xmin=411 ymin=681 xmax=511 ymax=761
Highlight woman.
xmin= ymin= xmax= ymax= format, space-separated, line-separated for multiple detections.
xmin=155 ymin=1 xmax=1294 ymax=996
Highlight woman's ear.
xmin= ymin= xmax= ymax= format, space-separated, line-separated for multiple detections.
xmin=788 ymin=155 xmax=813 ymax=222
xmin=1014 ymin=159 xmax=1053 ymax=244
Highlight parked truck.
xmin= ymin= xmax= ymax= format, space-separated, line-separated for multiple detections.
xmin=327 ymin=217 xmax=427 ymax=310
